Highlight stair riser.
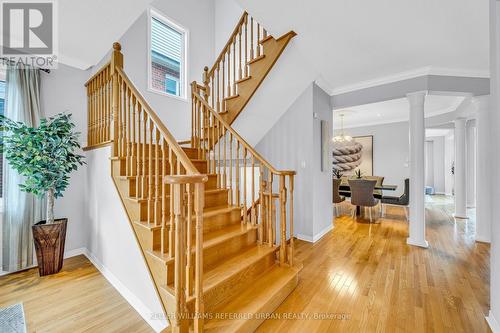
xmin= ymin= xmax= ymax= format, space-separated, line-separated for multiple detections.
xmin=182 ymin=147 xmax=199 ymax=159
xmin=164 ymin=228 xmax=257 ymax=286
xmin=116 ymin=158 xmax=208 ymax=176
xmin=148 ymin=210 xmax=242 ymax=252
xmin=204 ymin=229 xmax=257 ymax=270
xmin=127 ymin=174 xmax=218 ymax=198
xmin=234 ymin=273 xmax=299 ymax=333
xmin=138 ymin=190 xmax=229 ymax=222
xmin=200 ymin=251 xmax=277 ymax=314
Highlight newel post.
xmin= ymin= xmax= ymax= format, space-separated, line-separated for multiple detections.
xmin=111 ymin=42 xmax=123 ymax=156
xmin=288 ymin=175 xmax=294 ymax=266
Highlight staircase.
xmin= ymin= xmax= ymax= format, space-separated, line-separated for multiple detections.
xmin=200 ymin=11 xmax=296 ymax=127
xmin=84 ymin=11 xmax=298 ymax=333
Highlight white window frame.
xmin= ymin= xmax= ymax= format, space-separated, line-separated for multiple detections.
xmin=147 ymin=8 xmax=189 ymax=102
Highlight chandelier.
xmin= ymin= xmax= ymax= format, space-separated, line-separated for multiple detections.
xmin=332 ymin=113 xmax=352 ymax=143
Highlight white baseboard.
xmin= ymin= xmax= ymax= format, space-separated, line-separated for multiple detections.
xmin=486 ymin=311 xmax=500 ymax=333
xmin=475 ymin=234 xmax=491 ymax=243
xmin=297 ymin=224 xmax=334 ymax=243
xmin=64 ymin=247 xmax=87 ymax=259
xmin=406 ymin=238 xmax=429 ymax=248
xmin=65 ymin=247 xmax=168 ymax=332
xmin=296 ymin=233 xmax=313 ymax=242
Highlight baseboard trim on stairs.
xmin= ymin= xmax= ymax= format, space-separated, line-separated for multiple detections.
xmin=296 ymin=224 xmax=334 ymax=243
xmin=487 ymin=311 xmax=500 ymax=333
xmin=65 ymin=247 xmax=168 ymax=333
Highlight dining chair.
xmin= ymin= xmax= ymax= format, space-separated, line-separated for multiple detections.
xmin=339 ymin=176 xmax=351 ymax=198
xmin=381 ymin=178 xmax=409 ymax=221
xmin=364 ymin=176 xmax=385 ymax=199
xmin=333 ymin=178 xmax=345 ymax=216
xmin=348 ymin=179 xmax=380 ymax=222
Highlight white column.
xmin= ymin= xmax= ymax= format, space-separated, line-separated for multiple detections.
xmin=407 ymin=91 xmax=428 ymax=248
xmin=454 ymin=118 xmax=468 ymax=219
xmin=466 ymin=120 xmax=476 ymax=208
xmin=476 ymin=98 xmax=491 ymax=242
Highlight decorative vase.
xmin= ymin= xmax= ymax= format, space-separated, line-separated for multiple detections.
xmin=32 ymin=218 xmax=68 ymax=276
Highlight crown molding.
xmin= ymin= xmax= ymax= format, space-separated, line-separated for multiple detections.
xmin=330 ymin=67 xmax=490 ymax=96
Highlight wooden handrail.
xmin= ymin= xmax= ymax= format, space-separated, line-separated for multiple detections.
xmin=117 ymin=67 xmax=199 ymax=175
xmin=192 ymin=89 xmax=295 ymax=176
xmin=84 ymin=61 xmax=111 ymax=87
xmin=207 ymin=11 xmax=248 ymax=78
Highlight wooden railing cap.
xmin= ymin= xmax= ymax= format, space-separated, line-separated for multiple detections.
xmin=164 ymin=174 xmax=208 ymax=184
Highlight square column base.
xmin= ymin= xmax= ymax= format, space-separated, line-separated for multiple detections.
xmin=407 ymin=238 xmax=429 ymax=248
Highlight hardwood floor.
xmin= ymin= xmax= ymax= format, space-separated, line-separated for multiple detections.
xmin=0 ymin=255 xmax=152 ymax=333
xmin=256 ymin=196 xmax=490 ymax=332
xmin=0 ymin=196 xmax=490 ymax=333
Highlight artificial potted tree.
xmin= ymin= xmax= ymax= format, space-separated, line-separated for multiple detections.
xmin=0 ymin=113 xmax=85 ymax=276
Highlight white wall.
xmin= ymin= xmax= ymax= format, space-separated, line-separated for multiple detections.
xmin=426 ymin=136 xmax=446 ymax=194
xmin=40 ymin=64 xmax=89 ymax=254
xmin=444 ymin=132 xmax=455 ymax=196
xmin=487 ymin=0 xmax=500 ymax=330
xmin=214 ymin=0 xmax=243 ymax=57
xmin=90 ymin=0 xmax=215 ymax=140
xmin=425 ymin=141 xmax=434 ymax=188
xmin=466 ymin=120 xmax=477 ymax=207
xmin=84 ymin=147 xmax=166 ymax=332
xmin=337 ymin=121 xmax=409 ymax=197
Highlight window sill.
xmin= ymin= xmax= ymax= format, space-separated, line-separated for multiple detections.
xmin=147 ymin=87 xmax=188 ymax=103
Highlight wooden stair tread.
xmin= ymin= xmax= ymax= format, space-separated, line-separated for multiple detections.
xmin=146 ymin=223 xmax=256 ymax=265
xmin=247 ymin=54 xmax=265 ymax=65
xmin=236 ymin=76 xmax=251 ymax=84
xmin=118 ymin=172 xmax=215 ymax=180
xmin=259 ymin=35 xmax=273 ymax=44
xmin=132 ymin=205 xmax=239 ymax=228
xmin=204 ymin=264 xmax=300 ymax=332
xmin=159 ymin=245 xmax=277 ymax=303
xmin=203 ymin=223 xmax=256 ymax=249
xmin=127 ymin=188 xmax=228 ymax=203
xmin=223 ymin=94 xmax=239 ymax=102
xmin=203 ymin=245 xmax=277 ymax=291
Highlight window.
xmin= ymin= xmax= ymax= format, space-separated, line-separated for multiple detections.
xmin=149 ymin=10 xmax=187 ymax=99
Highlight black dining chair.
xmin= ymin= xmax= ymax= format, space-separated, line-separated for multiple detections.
xmin=381 ymin=178 xmax=409 ymax=221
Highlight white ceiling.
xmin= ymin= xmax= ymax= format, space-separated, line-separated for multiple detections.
xmin=334 ymin=95 xmax=465 ymax=128
xmin=58 ymin=0 xmax=153 ymax=69
xmin=235 ymin=0 xmax=489 ymax=93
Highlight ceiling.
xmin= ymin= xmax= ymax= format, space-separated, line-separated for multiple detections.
xmin=334 ymin=95 xmax=465 ymax=128
xmin=235 ymin=0 xmax=489 ymax=93
xmin=58 ymin=0 xmax=153 ymax=69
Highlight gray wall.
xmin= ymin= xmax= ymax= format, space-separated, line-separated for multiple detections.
xmin=40 ymin=63 xmax=89 ymax=254
xmin=312 ymin=84 xmax=333 ymax=236
xmin=337 ymin=121 xmax=410 ymax=197
xmin=256 ymin=83 xmax=333 ymax=242
xmin=256 ymin=85 xmax=313 ymax=239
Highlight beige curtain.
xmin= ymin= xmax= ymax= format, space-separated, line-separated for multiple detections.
xmin=1 ymin=64 xmax=45 ymax=273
